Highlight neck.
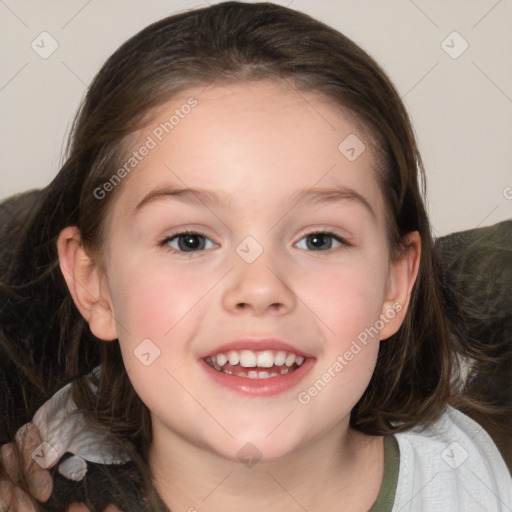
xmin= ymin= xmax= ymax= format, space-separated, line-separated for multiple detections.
xmin=148 ymin=417 xmax=384 ymax=512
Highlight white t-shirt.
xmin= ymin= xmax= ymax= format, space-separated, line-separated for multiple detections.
xmin=392 ymin=405 xmax=512 ymax=511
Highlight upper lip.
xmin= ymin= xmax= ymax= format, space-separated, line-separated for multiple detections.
xmin=198 ymin=338 xmax=315 ymax=360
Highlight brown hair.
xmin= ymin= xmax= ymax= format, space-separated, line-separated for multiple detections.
xmin=1 ymin=1 xmax=460 ymax=509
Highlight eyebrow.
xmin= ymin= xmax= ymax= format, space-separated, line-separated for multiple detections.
xmin=134 ymin=184 xmax=376 ymax=220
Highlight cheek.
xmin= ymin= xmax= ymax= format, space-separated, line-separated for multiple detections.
xmin=291 ymin=254 xmax=387 ymax=411
xmin=109 ymin=259 xmax=206 ymax=338
xmin=298 ymin=256 xmax=388 ymax=343
xmin=106 ymin=257 xmax=217 ymax=384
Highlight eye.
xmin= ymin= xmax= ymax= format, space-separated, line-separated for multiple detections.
xmin=159 ymin=230 xmax=216 ymax=254
xmin=294 ymin=230 xmax=349 ymax=252
xmin=159 ymin=228 xmax=350 ymax=255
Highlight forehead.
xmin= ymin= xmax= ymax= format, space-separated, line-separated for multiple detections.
xmin=107 ymin=79 xmax=384 ymax=222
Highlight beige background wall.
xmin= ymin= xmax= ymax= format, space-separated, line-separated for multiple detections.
xmin=1 ymin=0 xmax=511 ymax=237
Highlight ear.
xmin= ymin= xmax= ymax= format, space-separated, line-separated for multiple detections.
xmin=56 ymin=226 xmax=118 ymax=341
xmin=379 ymin=231 xmax=421 ymax=341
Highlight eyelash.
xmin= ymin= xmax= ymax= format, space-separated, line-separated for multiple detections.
xmin=158 ymin=228 xmax=350 ymax=255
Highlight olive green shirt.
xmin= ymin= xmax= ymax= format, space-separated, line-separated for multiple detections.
xmin=367 ymin=435 xmax=400 ymax=512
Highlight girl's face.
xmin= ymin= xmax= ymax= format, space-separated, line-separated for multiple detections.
xmin=82 ymin=79 xmax=416 ymax=462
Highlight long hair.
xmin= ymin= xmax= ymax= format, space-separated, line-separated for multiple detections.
xmin=0 ymin=2 xmax=463 ymax=508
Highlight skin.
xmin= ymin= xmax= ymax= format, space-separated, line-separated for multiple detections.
xmin=57 ymin=79 xmax=420 ymax=511
xmin=0 ymin=423 xmax=53 ymax=510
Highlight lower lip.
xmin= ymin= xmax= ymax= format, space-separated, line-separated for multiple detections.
xmin=199 ymin=357 xmax=315 ymax=396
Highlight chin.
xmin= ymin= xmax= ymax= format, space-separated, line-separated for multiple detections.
xmin=206 ymin=432 xmax=302 ymax=466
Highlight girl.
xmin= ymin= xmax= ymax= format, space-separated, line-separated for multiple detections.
xmin=0 ymin=2 xmax=510 ymax=510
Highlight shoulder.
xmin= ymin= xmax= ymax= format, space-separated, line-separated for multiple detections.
xmin=391 ymin=405 xmax=512 ymax=512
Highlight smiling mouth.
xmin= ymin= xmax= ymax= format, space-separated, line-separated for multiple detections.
xmin=204 ymin=349 xmax=306 ymax=379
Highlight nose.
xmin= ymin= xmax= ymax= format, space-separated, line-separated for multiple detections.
xmin=222 ymin=252 xmax=297 ymax=316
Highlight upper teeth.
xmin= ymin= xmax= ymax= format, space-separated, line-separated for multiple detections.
xmin=209 ymin=350 xmax=305 ymax=368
